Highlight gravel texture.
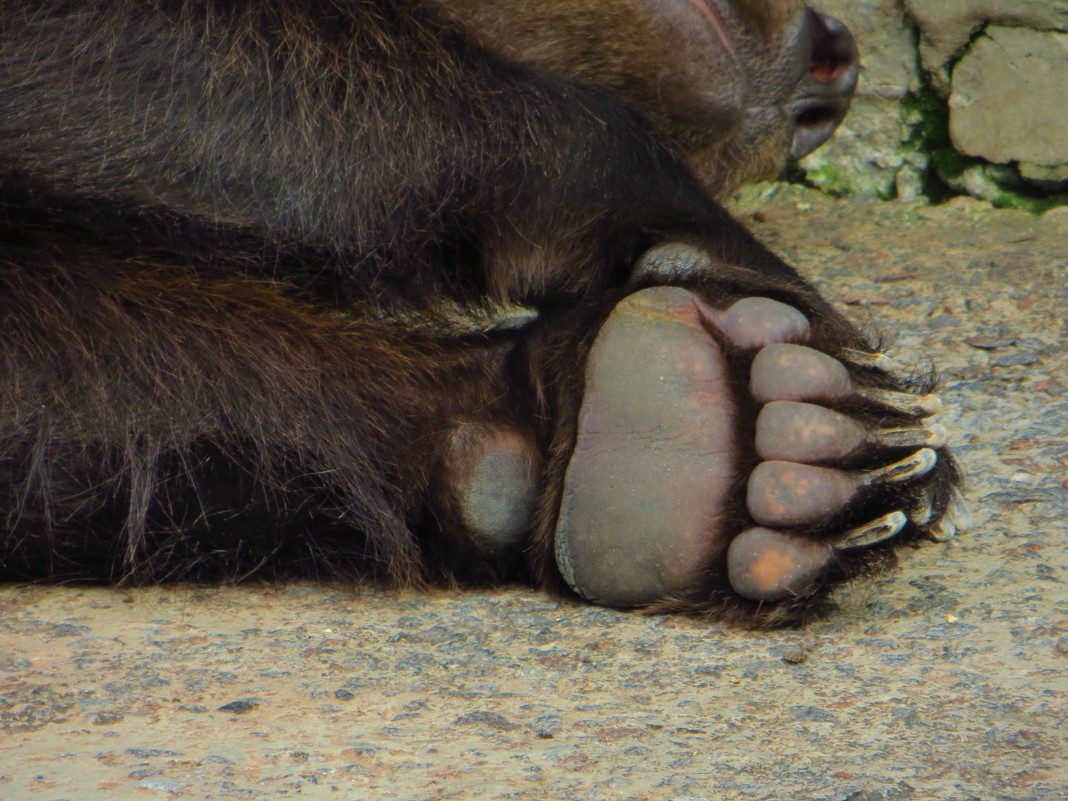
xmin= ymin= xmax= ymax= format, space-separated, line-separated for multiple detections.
xmin=2 ymin=188 xmax=1066 ymax=800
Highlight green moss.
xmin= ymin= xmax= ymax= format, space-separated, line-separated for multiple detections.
xmin=900 ymin=89 xmax=962 ymax=202
xmin=899 ymin=22 xmax=1068 ymax=213
xmin=900 ymin=87 xmax=1068 ymax=212
xmin=807 ymin=164 xmax=848 ymax=194
xmin=986 ymin=188 xmax=1068 ymax=214
xmin=781 ymin=160 xmax=850 ymax=197
xmin=777 ymin=19 xmax=1067 ymax=211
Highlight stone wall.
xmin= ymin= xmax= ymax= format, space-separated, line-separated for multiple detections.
xmin=798 ymin=0 xmax=1068 ymax=210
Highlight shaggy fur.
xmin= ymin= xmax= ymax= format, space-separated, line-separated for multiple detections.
xmin=0 ymin=0 xmax=958 ymax=626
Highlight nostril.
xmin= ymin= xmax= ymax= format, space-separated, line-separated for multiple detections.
xmin=810 ymin=60 xmax=846 ymax=85
xmin=788 ymin=10 xmax=859 ymax=160
xmin=805 ymin=9 xmax=858 ymax=87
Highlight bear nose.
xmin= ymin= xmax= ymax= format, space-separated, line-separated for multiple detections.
xmin=788 ymin=8 xmax=859 ymax=161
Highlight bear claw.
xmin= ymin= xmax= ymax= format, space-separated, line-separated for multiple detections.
xmin=550 ymin=284 xmax=956 ymax=613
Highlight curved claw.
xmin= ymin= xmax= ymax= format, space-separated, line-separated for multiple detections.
xmin=857 ymin=388 xmax=943 ymax=417
xmin=841 ymin=348 xmax=900 ymax=372
xmin=836 ymin=510 xmax=908 ymax=551
xmin=928 ymin=517 xmax=957 ymax=542
xmin=909 ymin=485 xmax=970 ymax=540
xmin=871 ymin=426 xmax=947 ymax=449
xmin=863 ymin=448 xmax=938 ymax=485
xmin=928 ymin=489 xmax=971 ymax=541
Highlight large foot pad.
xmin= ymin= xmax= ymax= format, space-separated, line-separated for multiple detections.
xmin=552 ymin=289 xmax=735 ymax=606
xmin=553 ymin=285 xmax=957 ymax=614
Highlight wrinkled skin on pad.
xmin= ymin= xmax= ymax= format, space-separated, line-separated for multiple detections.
xmin=554 ymin=288 xmax=735 ymax=606
xmin=546 ymin=281 xmax=955 ymax=617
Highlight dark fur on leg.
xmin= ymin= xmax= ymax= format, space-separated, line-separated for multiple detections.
xmin=0 ymin=246 xmax=533 ymax=585
xmin=0 ymin=1 xmax=961 ymax=625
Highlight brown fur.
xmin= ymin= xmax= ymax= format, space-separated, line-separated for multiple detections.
xmin=0 ymin=1 xmax=958 ymax=626
xmin=438 ymin=0 xmax=813 ymax=195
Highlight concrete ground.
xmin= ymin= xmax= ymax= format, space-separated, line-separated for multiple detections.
xmin=2 ymin=188 xmax=1066 ymax=801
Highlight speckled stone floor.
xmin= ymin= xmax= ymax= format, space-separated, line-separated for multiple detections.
xmin=2 ymin=188 xmax=1066 ymax=801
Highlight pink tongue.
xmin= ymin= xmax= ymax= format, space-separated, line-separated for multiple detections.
xmin=554 ymin=287 xmax=734 ymax=607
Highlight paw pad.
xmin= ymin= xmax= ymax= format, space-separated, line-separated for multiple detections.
xmin=553 ymin=286 xmax=958 ymax=614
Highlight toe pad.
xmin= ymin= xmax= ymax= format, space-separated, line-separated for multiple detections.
xmin=727 ymin=528 xmax=833 ymax=602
